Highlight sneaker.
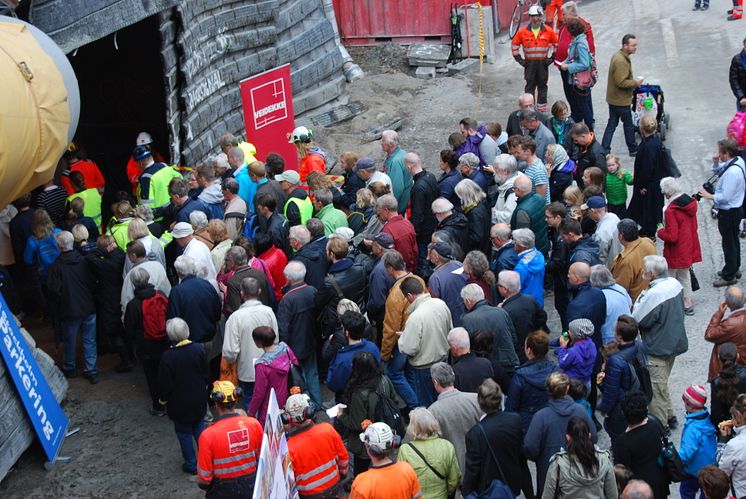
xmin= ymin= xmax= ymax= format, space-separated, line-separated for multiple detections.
xmin=692 ymin=6 xmax=700 ymax=10
xmin=149 ymin=407 xmax=166 ymax=417
xmin=60 ymin=368 xmax=77 ymax=379
xmin=729 ymin=8 xmax=734 ymax=14
xmin=728 ymin=14 xmax=743 ymax=20
xmin=84 ymin=372 xmax=99 ymax=385
xmin=714 ymin=277 xmax=739 ymax=287
xmin=667 ymin=416 xmax=679 ymax=430
xmin=701 ymin=5 xmax=709 ymax=10
xmin=684 ymin=307 xmax=695 ymax=316
xmin=718 ymin=270 xmax=743 ymax=278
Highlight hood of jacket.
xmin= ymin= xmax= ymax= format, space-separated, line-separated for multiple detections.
xmin=296 ymin=240 xmax=322 ymax=262
xmin=572 ymin=235 xmax=599 ymax=254
xmin=554 ymin=449 xmax=613 ymax=488
xmin=133 ymin=283 xmax=157 ymax=300
xmin=439 ymin=212 xmax=468 ymax=230
xmin=668 ymin=193 xmax=697 ymax=216
xmin=289 ymin=187 xmax=309 ymax=200
xmin=58 ymin=249 xmax=84 ymax=266
xmin=548 ymin=395 xmax=581 ymax=417
xmin=517 ymin=248 xmax=544 ymax=274
xmin=517 ymin=359 xmax=558 ymax=390
xmin=307 ymin=147 xmax=326 ymax=160
xmin=198 ymin=183 xmax=224 ymax=204
xmin=257 ymin=342 xmax=296 ymax=372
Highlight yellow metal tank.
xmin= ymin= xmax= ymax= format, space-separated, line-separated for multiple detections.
xmin=0 ymin=15 xmax=79 ymax=207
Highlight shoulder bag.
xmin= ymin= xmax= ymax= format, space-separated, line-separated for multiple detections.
xmin=405 ymin=442 xmax=446 ymax=481
xmin=650 ymin=415 xmax=687 ymax=482
xmin=463 ymin=424 xmax=515 ymax=499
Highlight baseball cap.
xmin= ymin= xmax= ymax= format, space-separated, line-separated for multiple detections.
xmin=373 ymin=232 xmax=395 ymax=249
xmin=428 ymin=241 xmax=453 ymax=260
xmin=171 ymin=222 xmax=194 ymax=238
xmin=334 ymin=227 xmax=355 ymax=242
xmin=682 ymin=384 xmax=707 ymax=409
xmin=582 ymin=196 xmax=607 ymax=210
xmin=359 ymin=422 xmax=395 ymax=447
xmin=274 ymin=170 xmax=301 ymax=184
xmin=285 ymin=393 xmax=311 ymax=422
xmin=568 ymin=318 xmax=594 ymax=340
xmin=353 ymin=157 xmax=376 ymax=172
xmin=132 ymin=144 xmax=152 ymax=161
xmin=212 ymin=380 xmax=238 ymax=404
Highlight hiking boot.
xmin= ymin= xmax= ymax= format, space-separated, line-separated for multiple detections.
xmin=149 ymin=407 xmax=167 ymax=417
xmin=714 ymin=277 xmax=739 ymax=287
xmin=84 ymin=372 xmax=99 ymax=385
xmin=718 ymin=270 xmax=742 ymax=278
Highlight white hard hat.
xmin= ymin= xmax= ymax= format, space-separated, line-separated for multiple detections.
xmin=136 ymin=131 xmax=153 ymax=146
xmin=289 ymin=126 xmax=313 ymax=144
xmin=528 ymin=5 xmax=543 ymax=16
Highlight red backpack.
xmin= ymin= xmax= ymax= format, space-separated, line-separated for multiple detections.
xmin=141 ymin=293 xmax=168 ymax=341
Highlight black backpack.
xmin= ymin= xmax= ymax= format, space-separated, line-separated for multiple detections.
xmin=625 ymin=353 xmax=653 ymax=404
xmin=373 ymin=378 xmax=405 ymax=438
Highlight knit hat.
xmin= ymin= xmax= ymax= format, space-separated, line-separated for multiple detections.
xmin=334 ymin=227 xmax=355 ymax=242
xmin=682 ymin=384 xmax=707 ymax=409
xmin=568 ymin=318 xmax=594 ymax=340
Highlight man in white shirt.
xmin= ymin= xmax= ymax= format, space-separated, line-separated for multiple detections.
xmin=172 ymin=222 xmax=217 ymax=281
xmin=586 ymin=196 xmax=622 ymax=268
xmin=354 ymin=157 xmax=392 ymax=189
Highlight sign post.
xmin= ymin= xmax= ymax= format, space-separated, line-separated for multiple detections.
xmin=0 ymin=293 xmax=69 ymax=464
xmin=253 ymin=388 xmax=297 ymax=499
xmin=239 ymin=64 xmax=298 ymax=171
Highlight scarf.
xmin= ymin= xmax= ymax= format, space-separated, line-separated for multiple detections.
xmin=551 ymin=144 xmax=570 ymax=171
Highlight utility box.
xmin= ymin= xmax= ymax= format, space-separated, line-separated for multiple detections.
xmin=458 ymin=5 xmax=495 ymax=63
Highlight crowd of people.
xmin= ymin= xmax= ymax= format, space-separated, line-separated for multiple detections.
xmin=3 ymin=1 xmax=746 ymax=499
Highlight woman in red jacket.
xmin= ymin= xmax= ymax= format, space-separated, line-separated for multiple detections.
xmin=657 ymin=176 xmax=702 ymax=315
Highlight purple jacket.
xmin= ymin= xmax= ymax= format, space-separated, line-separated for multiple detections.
xmin=249 ymin=342 xmax=298 ymax=425
xmin=557 ymin=338 xmax=597 ymax=384
xmin=455 ymin=125 xmax=488 ymax=166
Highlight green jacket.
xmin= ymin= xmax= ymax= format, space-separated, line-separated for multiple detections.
xmin=385 ymin=147 xmax=413 ymax=213
xmin=605 ymin=171 xmax=633 ymax=206
xmin=68 ymin=188 xmax=102 ymax=226
xmin=139 ymin=164 xmax=182 ymax=208
xmin=510 ymin=193 xmax=550 ymax=257
xmin=397 ymin=436 xmax=461 ymax=499
xmin=316 ymin=203 xmax=349 ymax=235
xmin=108 ymin=218 xmax=132 ymax=250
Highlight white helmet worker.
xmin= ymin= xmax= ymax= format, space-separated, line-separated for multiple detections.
xmin=527 ymin=5 xmax=544 ymax=16
xmin=288 ymin=126 xmax=313 ymax=144
xmin=136 ymin=131 xmax=154 ymax=146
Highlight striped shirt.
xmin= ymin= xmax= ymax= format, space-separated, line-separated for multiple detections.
xmin=36 ymin=185 xmax=68 ymax=226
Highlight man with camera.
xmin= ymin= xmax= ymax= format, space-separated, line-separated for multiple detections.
xmin=698 ymin=138 xmax=746 ymax=287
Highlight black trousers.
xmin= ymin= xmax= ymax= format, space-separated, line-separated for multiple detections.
xmin=524 ymin=60 xmax=550 ymax=105
xmin=719 ymin=207 xmax=743 ymax=279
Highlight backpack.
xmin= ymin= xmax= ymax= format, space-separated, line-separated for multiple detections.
xmin=658 ymin=145 xmax=681 ymax=178
xmin=373 ymin=378 xmax=405 ymax=438
xmin=240 ymin=212 xmax=259 ymax=241
xmin=625 ymin=353 xmax=653 ymax=404
xmin=728 ymin=111 xmax=746 ymax=148
xmin=141 ymin=293 xmax=168 ymax=341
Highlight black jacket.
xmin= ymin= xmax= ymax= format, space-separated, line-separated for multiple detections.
xmin=340 ymin=169 xmax=366 ymax=209
xmin=567 ymin=137 xmax=606 ymax=189
xmin=462 ymin=411 xmax=525 ymax=496
xmin=256 ymin=180 xmax=287 ymax=214
xmin=292 ymin=237 xmax=329 ymax=290
xmin=224 ymin=265 xmax=273 ymax=316
xmin=314 ymin=258 xmax=367 ymax=336
xmin=166 ymin=276 xmax=221 ymax=343
xmin=123 ymin=284 xmax=170 ymax=359
xmin=47 ymin=250 xmax=96 ymax=321
xmin=452 ymin=352 xmax=494 ymax=393
xmin=627 ymin=134 xmax=665 ymax=235
xmin=410 ymin=170 xmax=439 ymax=243
xmin=277 ymin=283 xmax=318 ymax=361
xmin=158 ymin=341 xmax=208 ymax=425
xmin=86 ymin=246 xmax=126 ymax=305
xmin=464 ymin=201 xmax=491 ymax=255
xmin=731 ymin=52 xmax=746 ymax=101
xmin=437 ymin=212 xmax=470 ymax=253
xmin=461 ymin=300 xmax=519 ymax=373
xmin=502 ymin=292 xmax=548 ymax=363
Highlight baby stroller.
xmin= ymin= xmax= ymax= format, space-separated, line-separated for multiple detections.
xmin=632 ymin=83 xmax=671 ymax=141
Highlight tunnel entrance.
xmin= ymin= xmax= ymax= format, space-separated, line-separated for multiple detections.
xmin=67 ymin=14 xmax=170 ymax=212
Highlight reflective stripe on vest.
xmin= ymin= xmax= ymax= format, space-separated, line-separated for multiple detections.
xmin=295 ymin=458 xmax=341 ymax=492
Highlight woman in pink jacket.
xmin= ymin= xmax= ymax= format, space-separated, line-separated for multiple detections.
xmin=248 ymin=325 xmax=298 ymax=425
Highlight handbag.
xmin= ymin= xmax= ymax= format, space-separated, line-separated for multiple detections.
xmin=650 ymin=415 xmax=687 ymax=482
xmin=568 ymin=39 xmax=597 ymax=93
xmin=659 ymin=145 xmax=682 ymax=178
xmin=689 ymin=267 xmax=700 ymax=292
xmin=463 ymin=424 xmax=515 ymax=499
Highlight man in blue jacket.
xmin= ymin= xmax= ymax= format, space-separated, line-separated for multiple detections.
xmin=326 ymin=311 xmax=381 ymax=395
xmin=512 ymin=228 xmax=546 ymax=307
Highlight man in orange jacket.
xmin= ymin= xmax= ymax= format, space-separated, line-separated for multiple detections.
xmin=511 ymin=5 xmax=559 ymax=114
xmin=284 ymin=392 xmax=349 ymax=498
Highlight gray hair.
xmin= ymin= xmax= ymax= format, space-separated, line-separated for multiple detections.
xmin=376 ymin=194 xmax=398 ymax=212
xmin=225 ymin=246 xmax=247 ymax=266
xmin=337 ymin=298 xmax=360 ymax=316
xmin=512 ymin=228 xmax=535 ymax=248
xmin=590 ymin=265 xmax=617 ymax=288
xmin=289 ymin=225 xmax=311 ymax=246
xmin=431 ymin=197 xmax=454 ymax=214
xmin=498 ymin=270 xmax=521 ymax=293
xmin=284 ymin=261 xmax=306 ymax=283
xmin=404 ymin=152 xmax=421 ymax=168
xmin=454 ymin=179 xmax=486 ymax=208
xmin=382 ymin=250 xmax=406 ymax=272
xmin=725 ymin=286 xmax=746 ymax=310
xmin=490 ymin=223 xmax=512 ymax=241
xmin=314 ymin=189 xmax=333 ymax=206
xmin=447 ymin=327 xmax=471 ymax=349
xmin=129 ymin=267 xmax=150 ymax=289
xmin=494 ymin=153 xmax=518 ymax=174
xmin=193 ymin=261 xmax=208 ymax=279
xmin=240 ymin=277 xmax=261 ymax=298
xmin=215 ymin=152 xmax=230 ymax=169
xmin=463 ymin=250 xmax=489 ymax=277
xmin=406 ymin=408 xmax=441 ymax=440
xmin=643 ymin=255 xmax=668 ymax=278
xmin=134 ymin=204 xmax=155 ymax=222
xmin=56 ymin=231 xmax=74 ymax=251
xmin=562 ymin=1 xmax=578 ymax=16
xmin=518 ymin=108 xmax=540 ymax=122
xmin=659 ymin=177 xmax=681 ymax=197
xmin=227 ymin=146 xmax=244 ymax=163
xmin=381 ymin=129 xmax=399 ymax=146
xmin=174 ymin=255 xmax=196 ymax=278
xmin=460 ymin=283 xmax=485 ymax=303
xmin=430 ymin=362 xmax=455 ymax=388
xmin=458 ymin=153 xmax=480 ymax=170
xmin=166 ymin=317 xmax=190 ymax=342
xmin=189 ymin=210 xmax=208 ymax=231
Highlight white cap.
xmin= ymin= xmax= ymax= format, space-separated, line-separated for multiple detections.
xmin=528 ymin=5 xmax=543 ymax=16
xmin=171 ymin=222 xmax=194 ymax=238
xmin=136 ymin=132 xmax=153 ymax=146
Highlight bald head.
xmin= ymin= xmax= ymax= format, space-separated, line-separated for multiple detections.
xmin=519 ymin=93 xmax=535 ymax=109
xmin=513 ymin=175 xmax=533 ymax=197
xmin=622 ymin=480 xmax=653 ymax=499
xmin=404 ymin=152 xmax=422 ymax=174
xmin=726 ymin=286 xmax=746 ymax=311
xmin=490 ymin=223 xmax=512 ymax=244
xmin=569 ymin=262 xmax=591 ymax=282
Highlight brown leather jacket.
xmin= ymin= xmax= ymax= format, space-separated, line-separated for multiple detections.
xmin=381 ymin=273 xmax=425 ymax=362
xmin=705 ymin=304 xmax=746 ymax=381
xmin=611 ymin=237 xmax=656 ymax=302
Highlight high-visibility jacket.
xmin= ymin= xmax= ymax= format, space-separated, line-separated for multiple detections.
xmin=67 ymin=188 xmax=102 ymax=226
xmin=197 ymin=413 xmax=263 ymax=484
xmin=138 ymin=163 xmax=181 ymax=208
xmin=61 ymin=159 xmax=106 ymax=195
xmin=238 ymin=141 xmax=258 ymax=165
xmin=511 ymin=24 xmax=558 ymax=61
xmin=299 ymin=153 xmax=326 ymax=183
xmin=288 ymin=422 xmax=349 ymax=496
xmin=283 ymin=195 xmax=313 ymax=225
xmin=108 ymin=218 xmax=132 ymax=250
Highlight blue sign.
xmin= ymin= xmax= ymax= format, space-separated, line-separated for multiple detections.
xmin=0 ymin=293 xmax=68 ymax=462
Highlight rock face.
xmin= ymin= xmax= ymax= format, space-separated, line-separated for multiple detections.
xmin=30 ymin=0 xmax=348 ymax=164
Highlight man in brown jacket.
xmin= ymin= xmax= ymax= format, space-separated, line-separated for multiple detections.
xmin=381 ymin=250 xmax=425 ymax=409
xmin=611 ymin=219 xmax=657 ymax=302
xmin=705 ymin=286 xmax=746 ymax=381
xmin=601 ymin=34 xmax=644 ymax=156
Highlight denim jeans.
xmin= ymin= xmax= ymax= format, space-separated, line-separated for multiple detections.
xmin=239 ymin=381 xmax=255 ymax=413
xmin=601 ymin=104 xmax=637 ymax=153
xmin=62 ymin=313 xmax=97 ymax=374
xmin=679 ymin=474 xmax=702 ymax=499
xmin=173 ymin=420 xmax=205 ymax=472
xmin=299 ymin=355 xmax=322 ymax=410
xmin=411 ymin=366 xmax=437 ymax=407
xmin=385 ymin=346 xmax=418 ymax=408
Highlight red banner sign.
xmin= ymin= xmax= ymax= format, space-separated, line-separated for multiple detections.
xmin=240 ymin=64 xmax=298 ymax=171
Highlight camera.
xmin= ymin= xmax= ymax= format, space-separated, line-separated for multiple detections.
xmin=693 ymin=173 xmax=719 ymax=201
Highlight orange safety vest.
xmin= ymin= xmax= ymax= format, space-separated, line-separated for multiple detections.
xmin=288 ymin=422 xmax=349 ymax=496
xmin=197 ymin=414 xmax=263 ymax=483
xmin=511 ymin=24 xmax=558 ymax=61
xmin=349 ymin=461 xmax=422 ymax=499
